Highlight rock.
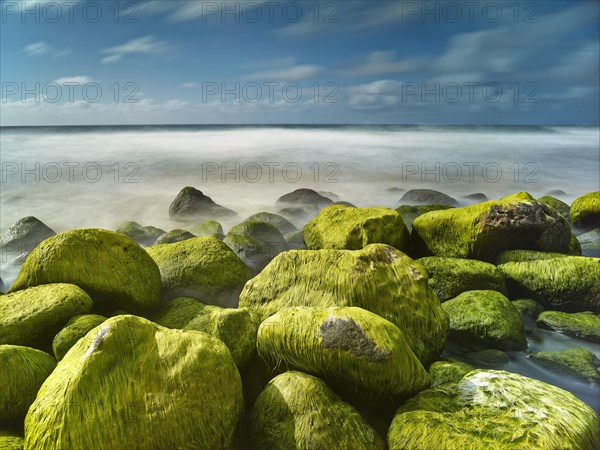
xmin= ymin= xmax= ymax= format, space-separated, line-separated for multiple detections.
xmin=276 ymin=188 xmax=333 ymax=209
xmin=9 ymin=229 xmax=162 ymax=312
xmin=334 ymin=201 xmax=356 ymax=207
xmin=388 ymin=370 xmax=600 ymax=450
xmin=442 ymin=290 xmax=527 ymax=351
xmin=0 ymin=431 xmax=23 ymax=450
xmin=304 ymin=205 xmax=410 ymax=252
xmin=153 ymin=229 xmax=195 ymax=245
xmin=387 ymin=187 xmax=405 ymax=194
xmin=249 ymin=371 xmax=385 ymax=450
xmin=0 ymin=216 xmax=55 ymax=267
xmin=570 ymin=191 xmax=600 ymax=232
xmin=462 ymin=193 xmax=488 ymax=203
xmin=496 ymin=249 xmax=569 ymax=264
xmin=153 ymin=297 xmax=261 ymax=370
xmin=52 ymin=314 xmax=107 ymax=361
xmin=239 ymin=244 xmax=449 ymax=366
xmin=428 ymin=358 xmax=474 ymax=387
xmin=578 ymin=228 xmax=600 ymax=257
xmin=146 ymin=236 xmax=250 ymax=307
xmin=400 ymin=189 xmax=459 ymax=207
xmin=536 ymin=311 xmax=600 ymax=342
xmin=511 ymin=298 xmax=544 ymax=320
xmin=498 ymin=256 xmax=600 ymax=312
xmin=243 ymin=212 xmax=296 ymax=235
xmin=24 ymin=315 xmax=244 ymax=450
xmin=466 ymin=349 xmax=510 ymax=365
xmin=418 ymin=257 xmax=507 ymax=301
xmin=0 ymin=345 xmax=56 ymax=422
xmin=537 ymin=195 xmax=570 ymax=221
xmin=395 ymin=204 xmax=454 ymax=230
xmin=190 ymin=219 xmax=224 ymax=237
xmin=257 ymin=306 xmax=431 ymax=399
xmin=277 ymin=206 xmax=320 ymax=226
xmin=412 ymin=192 xmax=573 ymax=261
xmin=284 ymin=230 xmax=305 ymax=250
xmin=168 ymin=186 xmax=237 ymax=221
xmin=223 ymin=234 xmax=275 ymax=275
xmin=529 ymin=348 xmax=600 ymax=383
xmin=546 ymin=189 xmax=568 ymax=197
xmin=0 ymin=284 xmax=93 ymax=348
xmin=115 ymin=221 xmax=164 ymax=246
xmin=318 ymin=191 xmax=340 ymax=201
xmin=227 ymin=220 xmax=287 ymax=255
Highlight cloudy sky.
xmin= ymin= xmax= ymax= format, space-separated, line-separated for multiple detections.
xmin=1 ymin=0 xmax=598 ymax=125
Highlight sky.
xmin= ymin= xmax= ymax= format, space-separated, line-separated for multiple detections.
xmin=1 ymin=0 xmax=599 ymax=125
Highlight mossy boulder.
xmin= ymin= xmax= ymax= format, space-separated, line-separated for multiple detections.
xmin=244 ymin=212 xmax=296 ymax=235
xmin=428 ymin=358 xmax=474 ymax=387
xmin=153 ymin=297 xmax=260 ymax=370
xmin=0 ymin=431 xmax=23 ymax=450
xmin=227 ymin=220 xmax=287 ymax=255
xmin=9 ymin=228 xmax=162 ymax=312
xmin=190 ymin=219 xmax=224 ymax=237
xmin=511 ymin=298 xmax=544 ymax=320
xmin=537 ymin=195 xmax=570 ymax=221
xmin=146 ymin=236 xmax=250 ymax=307
xmin=169 ymin=186 xmax=237 ymax=221
xmin=303 ymin=205 xmax=410 ymax=252
xmin=400 ymin=189 xmax=458 ymax=207
xmin=578 ymin=228 xmax=600 ymax=257
xmin=498 ymin=256 xmax=600 ymax=312
xmin=249 ymin=371 xmax=385 ymax=450
xmin=395 ymin=204 xmax=454 ymax=231
xmin=257 ymin=306 xmax=431 ymax=398
xmin=0 ymin=284 xmax=93 ymax=348
xmin=239 ymin=244 xmax=449 ymax=366
xmin=52 ymin=314 xmax=107 ymax=360
xmin=418 ymin=257 xmax=507 ymax=301
xmin=153 ymin=229 xmax=195 ymax=245
xmin=412 ymin=192 xmax=573 ymax=261
xmin=570 ymin=191 xmax=600 ymax=232
xmin=276 ymin=188 xmax=333 ymax=209
xmin=496 ymin=249 xmax=569 ymax=264
xmin=536 ymin=311 xmax=600 ymax=342
xmin=24 ymin=315 xmax=244 ymax=450
xmin=115 ymin=221 xmax=164 ymax=246
xmin=442 ymin=290 xmax=527 ymax=351
xmin=223 ymin=234 xmax=275 ymax=275
xmin=388 ymin=369 xmax=600 ymax=450
xmin=0 ymin=216 xmax=55 ymax=267
xmin=0 ymin=345 xmax=56 ymax=422
xmin=529 ymin=348 xmax=600 ymax=383
xmin=284 ymin=230 xmax=305 ymax=250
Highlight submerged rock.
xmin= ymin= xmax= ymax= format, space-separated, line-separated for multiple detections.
xmin=283 ymin=230 xmax=306 ymax=250
xmin=0 ymin=216 xmax=55 ymax=267
xmin=249 ymin=371 xmax=385 ymax=450
xmin=239 ymin=244 xmax=449 ymax=366
xmin=223 ymin=234 xmax=276 ymax=275
xmin=442 ymin=290 xmax=527 ymax=351
xmin=388 ymin=369 xmax=600 ymax=450
xmin=168 ymin=186 xmax=237 ymax=221
xmin=462 ymin=193 xmax=488 ymax=204
xmin=243 ymin=212 xmax=296 ymax=235
xmin=578 ymin=228 xmax=600 ymax=257
xmin=529 ymin=348 xmax=600 ymax=383
xmin=257 ymin=306 xmax=431 ymax=398
xmin=400 ymin=189 xmax=458 ymax=207
xmin=395 ymin=204 xmax=454 ymax=230
xmin=9 ymin=228 xmax=162 ymax=312
xmin=536 ymin=310 xmax=600 ymax=342
xmin=276 ymin=188 xmax=333 ymax=209
xmin=304 ymin=205 xmax=409 ymax=251
xmin=52 ymin=314 xmax=107 ymax=361
xmin=570 ymin=191 xmax=600 ymax=232
xmin=115 ymin=221 xmax=164 ymax=246
xmin=428 ymin=358 xmax=474 ymax=387
xmin=511 ymin=298 xmax=545 ymax=321
xmin=227 ymin=220 xmax=287 ymax=255
xmin=153 ymin=229 xmax=195 ymax=245
xmin=24 ymin=315 xmax=244 ymax=450
xmin=466 ymin=348 xmax=510 ymax=365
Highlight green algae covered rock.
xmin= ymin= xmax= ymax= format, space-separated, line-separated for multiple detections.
xmin=303 ymin=205 xmax=410 ymax=252
xmin=578 ymin=228 xmax=600 ymax=257
xmin=240 ymin=244 xmax=448 ymax=366
xmin=511 ymin=298 xmax=544 ymax=320
xmin=24 ymin=315 xmax=244 ymax=450
xmin=153 ymin=229 xmax=195 ymax=245
xmin=244 ymin=212 xmax=296 ymax=235
xmin=0 ymin=345 xmax=56 ymax=422
xmin=529 ymin=348 xmax=600 ymax=383
xmin=228 ymin=220 xmax=287 ymax=254
xmin=146 ymin=236 xmax=250 ymax=307
xmin=0 ymin=284 xmax=93 ymax=348
xmin=537 ymin=195 xmax=570 ymax=221
xmin=537 ymin=311 xmax=600 ymax=342
xmin=428 ymin=358 xmax=474 ymax=387
xmin=466 ymin=348 xmax=510 ymax=365
xmin=154 ymin=297 xmax=260 ymax=369
xmin=52 ymin=314 xmax=107 ymax=361
xmin=442 ymin=290 xmax=527 ymax=351
xmin=9 ymin=229 xmax=162 ymax=312
xmin=257 ymin=306 xmax=431 ymax=399
xmin=571 ymin=191 xmax=600 ymax=232
xmin=249 ymin=371 xmax=385 ymax=450
xmin=0 ymin=431 xmax=24 ymax=450
xmin=115 ymin=221 xmax=164 ymax=246
xmin=495 ymin=249 xmax=569 ymax=264
xmin=223 ymin=233 xmax=278 ymax=276
xmin=169 ymin=186 xmax=237 ymax=221
xmin=395 ymin=204 xmax=454 ymax=231
xmin=498 ymin=256 xmax=600 ymax=313
xmin=418 ymin=257 xmax=507 ymax=301
xmin=411 ymin=192 xmax=572 ymax=261
xmin=388 ymin=369 xmax=600 ymax=450
xmin=190 ymin=219 xmax=224 ymax=237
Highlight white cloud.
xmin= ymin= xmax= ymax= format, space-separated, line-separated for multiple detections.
xmin=180 ymin=82 xmax=198 ymax=89
xmin=341 ymin=51 xmax=423 ymax=77
xmin=245 ymin=64 xmax=321 ymax=80
xmin=101 ymin=35 xmax=171 ymax=64
xmin=24 ymin=42 xmax=70 ymax=58
xmin=53 ymin=76 xmax=94 ymax=84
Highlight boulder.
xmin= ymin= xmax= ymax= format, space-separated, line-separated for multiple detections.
xmin=570 ymin=191 xmax=600 ymax=232
xmin=496 ymin=249 xmax=569 ymax=264
xmin=276 ymin=188 xmax=333 ymax=209
xmin=537 ymin=195 xmax=570 ymax=221
xmin=284 ymin=230 xmax=305 ymax=250
xmin=153 ymin=229 xmax=195 ymax=245
xmin=249 ymin=371 xmax=385 ymax=450
xmin=546 ymin=190 xmax=568 ymax=197
xmin=399 ymin=189 xmax=458 ymax=207
xmin=498 ymin=256 xmax=600 ymax=312
xmin=190 ymin=219 xmax=224 ymax=237
xmin=52 ymin=314 xmax=107 ymax=360
xmin=24 ymin=315 xmax=244 ymax=450
xmin=168 ymin=186 xmax=237 ymax=221
xmin=529 ymin=348 xmax=600 ymax=383
xmin=466 ymin=349 xmax=510 ymax=365
xmin=303 ymin=205 xmax=409 ymax=252
xmin=0 ymin=345 xmax=56 ymax=422
xmin=0 ymin=216 xmax=55 ymax=267
xmin=578 ymin=228 xmax=600 ymax=257
xmin=442 ymin=290 xmax=527 ymax=351
xmin=9 ymin=229 xmax=162 ymax=312
xmin=243 ymin=212 xmax=296 ymax=235
xmin=395 ymin=204 xmax=454 ymax=230
xmin=388 ymin=370 xmax=600 ymax=450
xmin=536 ymin=311 xmax=600 ymax=342
xmin=0 ymin=431 xmax=23 ymax=450
xmin=418 ymin=257 xmax=507 ymax=301
xmin=227 ymin=220 xmax=287 ymax=255
xmin=146 ymin=236 xmax=250 ymax=306
xmin=511 ymin=298 xmax=544 ymax=321
xmin=411 ymin=192 xmax=573 ymax=261
xmin=239 ymin=244 xmax=449 ymax=366
xmin=462 ymin=193 xmax=488 ymax=204
xmin=1 ymin=284 xmax=93 ymax=348
xmin=428 ymin=358 xmax=474 ymax=387
xmin=223 ymin=234 xmax=275 ymax=275
xmin=115 ymin=221 xmax=164 ymax=246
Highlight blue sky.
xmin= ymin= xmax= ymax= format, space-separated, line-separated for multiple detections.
xmin=1 ymin=0 xmax=598 ymax=125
